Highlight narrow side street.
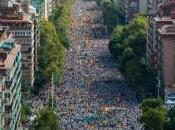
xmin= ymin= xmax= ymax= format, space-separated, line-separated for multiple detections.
xmin=57 ymin=0 xmax=141 ymax=129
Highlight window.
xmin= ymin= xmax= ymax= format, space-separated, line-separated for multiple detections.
xmin=0 ymin=92 xmax=2 ymax=98
xmin=5 ymin=93 xmax=10 ymax=98
xmin=5 ymin=106 xmax=11 ymax=113
xmin=5 ymin=117 xmax=10 ymax=125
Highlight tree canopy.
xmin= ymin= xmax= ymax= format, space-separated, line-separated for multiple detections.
xmin=140 ymin=98 xmax=167 ymax=130
xmin=49 ymin=0 xmax=74 ymax=48
xmin=34 ymin=19 xmax=64 ymax=91
xmin=165 ymin=106 xmax=175 ymax=130
xmin=92 ymin=0 xmax=124 ymax=33
xmin=32 ymin=108 xmax=60 ymax=130
xmin=109 ymin=16 xmax=157 ymax=96
xmin=140 ymin=98 xmax=164 ymax=111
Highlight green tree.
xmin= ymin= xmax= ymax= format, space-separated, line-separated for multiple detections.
xmin=21 ymin=103 xmax=31 ymax=124
xmin=35 ymin=19 xmax=64 ymax=89
xmin=124 ymin=60 xmax=146 ymax=93
xmin=140 ymin=98 xmax=167 ymax=130
xmin=165 ymin=106 xmax=175 ymax=130
xmin=109 ymin=16 xmax=157 ymax=96
xmin=121 ymin=47 xmax=134 ymax=62
xmin=49 ymin=0 xmax=74 ymax=48
xmin=93 ymin=0 xmax=124 ymax=32
xmin=142 ymin=108 xmax=167 ymax=130
xmin=32 ymin=108 xmax=60 ymax=130
xmin=109 ymin=25 xmax=123 ymax=58
xmin=169 ymin=106 xmax=175 ymax=119
xmin=140 ymin=98 xmax=163 ymax=110
xmin=49 ymin=5 xmax=62 ymax=24
xmin=109 ymin=15 xmax=148 ymax=62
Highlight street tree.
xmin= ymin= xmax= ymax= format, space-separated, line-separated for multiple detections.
xmin=108 ymin=16 xmax=157 ymax=96
xmin=140 ymin=98 xmax=167 ymax=130
xmin=165 ymin=106 xmax=175 ymax=130
xmin=32 ymin=108 xmax=60 ymax=130
xmin=142 ymin=108 xmax=167 ymax=130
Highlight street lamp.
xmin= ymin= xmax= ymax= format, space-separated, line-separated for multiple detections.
xmin=156 ymin=76 xmax=160 ymax=98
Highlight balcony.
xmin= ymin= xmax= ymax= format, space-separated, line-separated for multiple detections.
xmin=0 ymin=69 xmax=7 ymax=76
xmin=21 ymin=47 xmax=32 ymax=54
xmin=2 ymin=98 xmax=10 ymax=105
xmin=5 ymin=81 xmax=12 ymax=90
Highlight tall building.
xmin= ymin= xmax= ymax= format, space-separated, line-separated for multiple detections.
xmin=0 ymin=0 xmax=40 ymax=87
xmin=146 ymin=16 xmax=173 ymax=70
xmin=147 ymin=0 xmax=163 ymax=16
xmin=139 ymin=0 xmax=147 ymax=14
xmin=118 ymin=0 xmax=147 ymax=23
xmin=0 ymin=19 xmax=35 ymax=87
xmin=31 ymin=0 xmax=44 ymax=15
xmin=158 ymin=24 xmax=175 ymax=100
xmin=146 ymin=0 xmax=165 ymax=70
xmin=146 ymin=0 xmax=175 ymax=102
xmin=31 ymin=0 xmax=53 ymax=19
xmin=0 ymin=30 xmax=22 ymax=130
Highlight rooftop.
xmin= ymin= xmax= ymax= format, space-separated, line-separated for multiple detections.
xmin=0 ymin=37 xmax=20 ymax=69
xmin=0 ymin=19 xmax=32 ymax=24
xmin=158 ymin=24 xmax=175 ymax=35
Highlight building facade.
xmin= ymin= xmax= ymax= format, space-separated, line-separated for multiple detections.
xmin=0 ymin=19 xmax=35 ymax=87
xmin=0 ymin=30 xmax=21 ymax=130
xmin=146 ymin=0 xmax=175 ymax=102
xmin=0 ymin=0 xmax=40 ymax=87
xmin=31 ymin=0 xmax=44 ymax=14
xmin=31 ymin=0 xmax=53 ymax=19
xmin=157 ymin=25 xmax=175 ymax=98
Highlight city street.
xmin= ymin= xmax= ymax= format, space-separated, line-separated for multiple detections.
xmin=57 ymin=0 xmax=141 ymax=129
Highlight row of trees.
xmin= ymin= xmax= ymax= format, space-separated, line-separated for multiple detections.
xmin=34 ymin=19 xmax=64 ymax=92
xmin=49 ymin=0 xmax=74 ymax=48
xmin=92 ymin=0 xmax=124 ymax=33
xmin=109 ymin=16 xmax=157 ymax=97
xmin=30 ymin=0 xmax=75 ymax=128
xmin=34 ymin=0 xmax=75 ymax=92
xmin=140 ymin=98 xmax=175 ymax=130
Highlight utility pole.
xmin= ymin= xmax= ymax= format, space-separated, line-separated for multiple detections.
xmin=156 ymin=76 xmax=160 ymax=98
xmin=51 ymin=73 xmax=55 ymax=109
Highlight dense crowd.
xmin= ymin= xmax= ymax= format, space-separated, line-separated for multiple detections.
xmin=26 ymin=0 xmax=142 ymax=129
xmin=57 ymin=0 xmax=142 ymax=130
xmin=27 ymin=91 xmax=48 ymax=114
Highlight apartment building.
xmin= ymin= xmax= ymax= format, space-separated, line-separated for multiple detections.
xmin=31 ymin=0 xmax=44 ymax=14
xmin=0 ymin=0 xmax=40 ymax=87
xmin=22 ymin=0 xmax=40 ymax=71
xmin=147 ymin=0 xmax=175 ymax=69
xmin=147 ymin=0 xmax=163 ymax=15
xmin=146 ymin=0 xmax=164 ymax=69
xmin=31 ymin=0 xmax=53 ymax=19
xmin=146 ymin=0 xmax=175 ymax=101
xmin=157 ymin=24 xmax=175 ymax=101
xmin=146 ymin=17 xmax=173 ymax=70
xmin=0 ymin=30 xmax=21 ymax=130
xmin=0 ymin=19 xmax=35 ymax=87
xmin=118 ymin=0 xmax=147 ymax=23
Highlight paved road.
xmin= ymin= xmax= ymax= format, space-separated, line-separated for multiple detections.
xmin=57 ymin=0 xmax=141 ymax=129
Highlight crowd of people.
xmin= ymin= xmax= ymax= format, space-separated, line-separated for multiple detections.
xmin=26 ymin=91 xmax=49 ymax=114
xmin=57 ymin=0 xmax=142 ymax=129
